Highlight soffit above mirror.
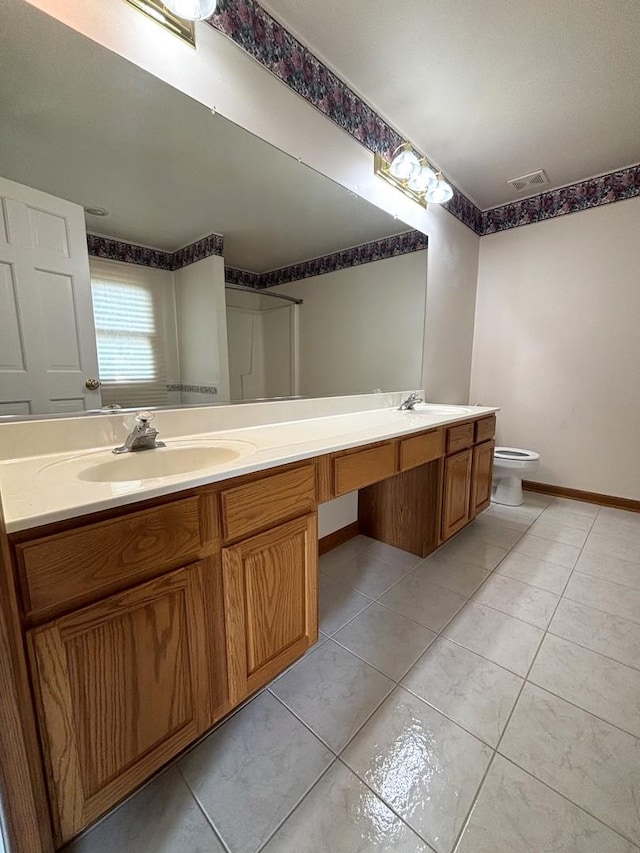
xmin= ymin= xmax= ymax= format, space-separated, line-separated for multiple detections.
xmin=0 ymin=0 xmax=411 ymax=272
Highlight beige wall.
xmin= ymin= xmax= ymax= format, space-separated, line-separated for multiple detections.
xmin=175 ymin=255 xmax=230 ymax=402
xmin=273 ymin=251 xmax=427 ymax=397
xmin=423 ymin=205 xmax=480 ymax=403
xmin=471 ymin=196 xmax=640 ymax=500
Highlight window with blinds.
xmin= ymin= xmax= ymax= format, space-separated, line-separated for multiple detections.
xmin=90 ymin=260 xmax=169 ymax=408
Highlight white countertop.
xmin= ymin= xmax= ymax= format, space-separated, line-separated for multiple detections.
xmin=0 ymin=400 xmax=498 ymax=533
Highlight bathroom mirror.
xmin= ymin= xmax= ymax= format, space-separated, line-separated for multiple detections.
xmin=0 ymin=0 xmax=427 ymax=416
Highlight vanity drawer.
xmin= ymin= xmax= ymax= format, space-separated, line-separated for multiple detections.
xmin=16 ymin=498 xmax=204 ymax=621
xmin=446 ymin=423 xmax=475 ymax=454
xmin=220 ymin=464 xmax=316 ymax=541
xmin=475 ymin=415 xmax=496 ymax=444
xmin=399 ymin=429 xmax=444 ymax=472
xmin=333 ymin=443 xmax=396 ymax=496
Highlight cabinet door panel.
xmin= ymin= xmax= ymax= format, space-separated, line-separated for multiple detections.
xmin=28 ymin=562 xmax=213 ymax=845
xmin=471 ymin=440 xmax=495 ymax=516
xmin=441 ymin=449 xmax=473 ymax=540
xmin=223 ymin=515 xmax=317 ymax=704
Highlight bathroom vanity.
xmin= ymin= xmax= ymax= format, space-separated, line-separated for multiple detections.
xmin=0 ymin=396 xmax=496 ymax=850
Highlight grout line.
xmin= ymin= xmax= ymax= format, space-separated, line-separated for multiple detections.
xmin=268 ymin=649 xmax=397 ymax=756
xmin=514 ymin=678 xmax=640 ymax=744
xmin=254 ymin=758 xmax=340 ymax=853
xmin=335 ymin=755 xmax=441 ymax=852
xmin=490 ymin=754 xmax=640 ymax=850
xmin=175 ymin=765 xmax=233 ymax=853
xmin=569 ymin=565 xmax=640 ymax=596
xmin=546 ymin=626 xmax=640 ymax=672
xmin=449 ymin=499 xmax=599 ymax=852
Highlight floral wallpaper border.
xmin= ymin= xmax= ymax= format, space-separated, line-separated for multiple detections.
xmin=225 ymin=230 xmax=428 ymax=289
xmin=207 ymin=0 xmax=483 ymax=235
xmin=207 ymin=1 xmax=639 ymax=237
xmin=87 ymin=233 xmax=224 ymax=270
xmin=481 ymin=164 xmax=640 ymax=234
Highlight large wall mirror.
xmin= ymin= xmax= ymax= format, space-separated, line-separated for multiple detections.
xmin=0 ymin=0 xmax=427 ymax=417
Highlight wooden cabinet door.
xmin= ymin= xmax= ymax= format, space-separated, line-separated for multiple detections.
xmin=441 ymin=449 xmax=473 ymax=540
xmin=223 ymin=515 xmax=318 ymax=704
xmin=471 ymin=440 xmax=495 ymax=517
xmin=28 ymin=562 xmax=214 ymax=845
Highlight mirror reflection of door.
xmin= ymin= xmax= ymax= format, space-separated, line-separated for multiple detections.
xmin=0 ymin=177 xmax=101 ymax=416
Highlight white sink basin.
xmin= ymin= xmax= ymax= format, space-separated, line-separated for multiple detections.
xmin=409 ymin=404 xmax=478 ymax=416
xmin=74 ymin=442 xmax=255 ymax=483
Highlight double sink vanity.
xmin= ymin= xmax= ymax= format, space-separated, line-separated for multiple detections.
xmin=0 ymin=392 xmax=497 ymax=849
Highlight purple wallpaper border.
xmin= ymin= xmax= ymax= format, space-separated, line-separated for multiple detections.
xmin=207 ymin=0 xmax=483 ymax=235
xmin=226 ymin=230 xmax=428 ymax=289
xmin=87 ymin=233 xmax=224 ymax=270
xmin=481 ymin=164 xmax=640 ymax=235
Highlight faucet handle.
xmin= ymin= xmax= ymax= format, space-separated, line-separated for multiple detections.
xmin=135 ymin=411 xmax=154 ymax=426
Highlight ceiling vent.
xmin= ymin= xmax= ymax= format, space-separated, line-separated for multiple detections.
xmin=507 ymin=169 xmax=548 ymax=192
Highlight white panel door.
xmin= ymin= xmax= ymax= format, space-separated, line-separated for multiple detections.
xmin=0 ymin=176 xmax=101 ymax=415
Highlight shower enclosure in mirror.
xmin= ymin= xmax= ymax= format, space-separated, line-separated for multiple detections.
xmin=0 ymin=0 xmax=428 ymax=416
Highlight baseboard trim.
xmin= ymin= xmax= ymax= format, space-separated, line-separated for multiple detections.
xmin=523 ymin=481 xmax=640 ymax=513
xmin=318 ymin=521 xmax=360 ymax=555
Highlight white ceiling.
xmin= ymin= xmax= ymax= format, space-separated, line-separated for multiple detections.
xmin=0 ymin=0 xmax=407 ymax=271
xmin=260 ymin=0 xmax=640 ymax=209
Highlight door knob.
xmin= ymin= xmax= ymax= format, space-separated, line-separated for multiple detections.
xmin=85 ymin=378 xmax=101 ymax=390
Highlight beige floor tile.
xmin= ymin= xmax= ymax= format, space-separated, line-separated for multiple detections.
xmin=66 ymin=768 xmax=224 ymax=853
xmin=473 ymin=573 xmax=559 ymax=629
xmin=333 ymin=602 xmax=436 ymax=681
xmin=318 ymin=572 xmax=372 ymax=635
xmin=495 ymin=551 xmax=572 ymax=594
xmin=379 ymin=571 xmax=467 ymax=632
xmin=343 ymin=687 xmax=492 ymax=853
xmin=549 ymin=598 xmax=640 ymax=670
xmin=576 ymin=550 xmax=640 ymax=591
xmin=512 ymin=534 xmax=580 ymax=569
xmin=402 ymin=637 xmax=522 ymax=746
xmin=270 ymin=640 xmax=394 ymax=752
xmin=528 ymin=517 xmax=589 ymax=547
xmin=564 ymin=572 xmax=640 ymax=625
xmin=457 ymin=755 xmax=636 ymax=853
xmin=320 ymin=547 xmax=419 ymax=598
xmin=412 ymin=553 xmax=490 ymax=597
xmin=179 ymin=692 xmax=333 ymax=853
xmin=500 ymin=684 xmax=640 ymax=846
xmin=443 ymin=601 xmax=543 ymax=676
xmin=262 ymin=762 xmax=429 ymax=853
xmin=529 ymin=634 xmax=640 ymax=738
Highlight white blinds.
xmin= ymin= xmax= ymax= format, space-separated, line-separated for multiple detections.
xmin=90 ymin=260 xmax=168 ymax=407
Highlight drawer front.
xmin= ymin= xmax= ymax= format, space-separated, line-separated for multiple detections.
xmin=17 ymin=498 xmax=203 ymax=621
xmin=446 ymin=423 xmax=475 ymax=454
xmin=220 ymin=464 xmax=316 ymax=541
xmin=399 ymin=429 xmax=444 ymax=472
xmin=475 ymin=415 xmax=496 ymax=444
xmin=334 ymin=443 xmax=396 ymax=496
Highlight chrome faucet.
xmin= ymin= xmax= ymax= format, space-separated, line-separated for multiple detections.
xmin=113 ymin=411 xmax=166 ymax=454
xmin=398 ymin=391 xmax=424 ymax=411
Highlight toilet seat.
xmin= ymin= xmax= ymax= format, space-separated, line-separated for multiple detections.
xmin=494 ymin=447 xmax=540 ymax=462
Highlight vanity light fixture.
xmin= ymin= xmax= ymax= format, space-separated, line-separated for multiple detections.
xmin=375 ymin=143 xmax=453 ymax=208
xmin=124 ymin=0 xmax=197 ymax=46
xmin=163 ymin=0 xmax=217 ymax=21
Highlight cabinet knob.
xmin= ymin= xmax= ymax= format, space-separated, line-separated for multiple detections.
xmin=85 ymin=378 xmax=101 ymax=390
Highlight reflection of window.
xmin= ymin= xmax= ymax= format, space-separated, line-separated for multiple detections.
xmin=90 ymin=260 xmax=168 ymax=407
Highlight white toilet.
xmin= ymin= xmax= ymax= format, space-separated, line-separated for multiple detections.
xmin=492 ymin=447 xmax=540 ymax=506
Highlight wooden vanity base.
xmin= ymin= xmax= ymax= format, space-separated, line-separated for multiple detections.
xmin=359 ymin=459 xmax=443 ymax=557
xmin=0 ymin=413 xmax=496 ymax=851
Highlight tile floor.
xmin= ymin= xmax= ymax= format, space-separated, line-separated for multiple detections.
xmin=66 ymin=493 xmax=640 ymax=853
